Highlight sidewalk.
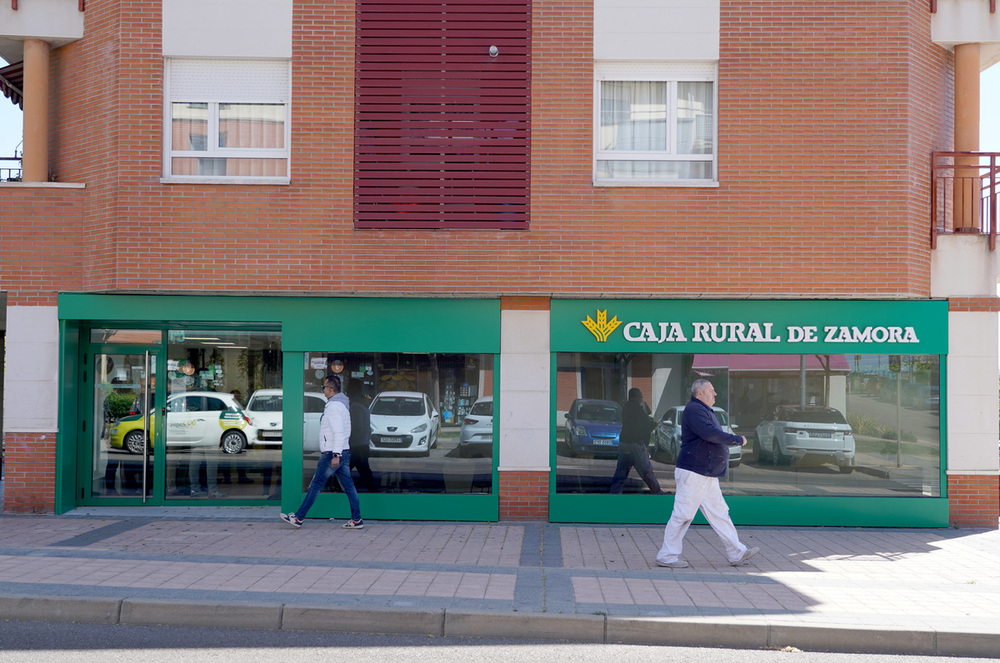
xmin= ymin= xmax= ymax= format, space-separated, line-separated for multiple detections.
xmin=0 ymin=506 xmax=998 ymax=657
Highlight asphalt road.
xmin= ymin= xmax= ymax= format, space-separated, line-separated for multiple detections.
xmin=1 ymin=621 xmax=998 ymax=663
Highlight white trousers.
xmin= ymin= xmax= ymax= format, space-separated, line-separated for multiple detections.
xmin=657 ymin=467 xmax=747 ymax=564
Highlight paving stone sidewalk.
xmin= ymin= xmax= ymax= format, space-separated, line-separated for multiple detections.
xmin=0 ymin=506 xmax=998 ymax=657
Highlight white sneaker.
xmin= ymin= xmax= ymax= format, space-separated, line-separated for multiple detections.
xmin=731 ymin=546 xmax=759 ymax=566
xmin=655 ymin=559 xmax=689 ymax=568
xmin=280 ymin=513 xmax=303 ymax=529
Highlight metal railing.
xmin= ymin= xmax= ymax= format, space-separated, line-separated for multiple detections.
xmin=0 ymin=156 xmax=21 ymax=181
xmin=931 ymin=151 xmax=999 ymax=250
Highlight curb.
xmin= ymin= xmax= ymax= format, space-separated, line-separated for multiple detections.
xmin=1 ymin=594 xmax=999 ymax=658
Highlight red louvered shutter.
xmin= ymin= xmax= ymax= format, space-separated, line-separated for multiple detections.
xmin=354 ymin=0 xmax=531 ymax=229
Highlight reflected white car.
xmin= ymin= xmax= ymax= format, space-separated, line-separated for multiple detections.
xmin=369 ymin=391 xmax=440 ymax=456
xmin=245 ymin=388 xmax=327 ymax=450
xmin=755 ymin=405 xmax=855 ymax=472
xmin=458 ymin=396 xmax=493 ymax=457
xmin=654 ymin=405 xmax=742 ymax=467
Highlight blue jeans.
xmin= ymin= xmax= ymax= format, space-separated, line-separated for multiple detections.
xmin=295 ymin=450 xmax=362 ymax=522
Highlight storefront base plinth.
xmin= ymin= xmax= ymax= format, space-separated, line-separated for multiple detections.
xmin=307 ymin=492 xmax=498 ymax=522
xmin=549 ymin=494 xmax=951 ymax=528
xmin=499 ymin=470 xmax=547 ymax=520
xmin=3 ymin=431 xmax=56 ymax=514
xmin=948 ymin=474 xmax=1000 ymax=529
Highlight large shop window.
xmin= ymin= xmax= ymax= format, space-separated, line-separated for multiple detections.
xmin=301 ymin=352 xmax=494 ymax=494
xmin=555 ymin=352 xmax=941 ymax=498
xmin=164 ymin=59 xmax=290 ymax=183
xmin=594 ymin=62 xmax=716 ymax=186
xmin=162 ymin=330 xmax=282 ymax=501
xmin=94 ymin=329 xmax=282 ymax=501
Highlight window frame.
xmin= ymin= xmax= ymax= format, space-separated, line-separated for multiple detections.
xmin=162 ymin=59 xmax=292 ymax=185
xmin=593 ymin=61 xmax=718 ymax=188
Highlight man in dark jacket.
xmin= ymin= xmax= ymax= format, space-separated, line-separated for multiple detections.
xmin=655 ymin=379 xmax=758 ymax=568
xmin=610 ymin=388 xmax=662 ymax=494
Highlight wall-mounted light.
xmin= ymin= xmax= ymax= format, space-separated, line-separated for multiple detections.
xmin=489 ymin=45 xmax=499 ymax=57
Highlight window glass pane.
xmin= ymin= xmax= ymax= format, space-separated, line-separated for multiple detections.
xmin=171 ymin=157 xmax=288 ymax=177
xmin=600 ymin=81 xmax=667 ymax=151
xmin=596 ymin=160 xmax=712 ymax=180
xmin=677 ymin=82 xmax=713 ymax=154
xmin=555 ymin=352 xmax=941 ymax=497
xmin=302 ymin=352 xmax=495 ymax=495
xmin=171 ymin=103 xmax=209 ymax=151
xmin=219 ymin=103 xmax=286 ymax=149
xmin=163 ymin=330 xmax=282 ymax=501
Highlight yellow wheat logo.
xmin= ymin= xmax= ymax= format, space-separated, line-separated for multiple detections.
xmin=582 ymin=309 xmax=622 ymax=342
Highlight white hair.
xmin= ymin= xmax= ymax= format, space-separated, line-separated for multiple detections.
xmin=690 ymin=379 xmax=712 ymax=398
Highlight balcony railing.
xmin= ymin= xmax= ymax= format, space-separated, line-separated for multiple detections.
xmin=0 ymin=156 xmax=21 ymax=181
xmin=931 ymin=151 xmax=999 ymax=250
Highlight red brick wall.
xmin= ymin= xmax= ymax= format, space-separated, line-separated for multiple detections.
xmin=501 ymin=296 xmax=550 ymax=311
xmin=18 ymin=0 xmax=952 ymax=299
xmin=948 ymin=475 xmax=1000 ymax=529
xmin=2 ymin=432 xmax=56 ymax=513
xmin=499 ymin=470 xmax=548 ymax=520
xmin=0 ymin=187 xmax=84 ymax=305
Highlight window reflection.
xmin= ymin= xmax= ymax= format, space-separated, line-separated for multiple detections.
xmin=556 ymin=352 xmax=941 ymax=497
xmin=302 ymin=352 xmax=495 ymax=494
xmin=163 ymin=330 xmax=282 ymax=501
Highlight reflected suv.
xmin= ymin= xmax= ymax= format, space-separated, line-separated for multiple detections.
xmin=755 ymin=405 xmax=856 ymax=472
xmin=564 ymin=399 xmax=622 ymax=457
xmin=369 ymin=391 xmax=441 ymax=456
xmin=655 ymin=405 xmax=742 ymax=467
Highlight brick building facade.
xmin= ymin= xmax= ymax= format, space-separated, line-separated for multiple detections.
xmin=1 ymin=0 xmax=998 ymax=527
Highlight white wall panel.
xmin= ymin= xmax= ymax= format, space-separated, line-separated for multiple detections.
xmin=498 ymin=310 xmax=550 ymax=470
xmin=162 ymin=0 xmax=292 ymax=58
xmin=946 ymin=311 xmax=1000 ymax=472
xmin=595 ymin=0 xmax=719 ymax=61
xmin=931 ymin=234 xmax=1000 ymax=298
xmin=3 ymin=306 xmax=59 ymax=432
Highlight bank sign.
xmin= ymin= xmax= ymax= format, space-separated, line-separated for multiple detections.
xmin=551 ymin=300 xmax=948 ymax=354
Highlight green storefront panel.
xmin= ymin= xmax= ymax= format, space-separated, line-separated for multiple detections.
xmin=549 ymin=299 xmax=949 ymax=528
xmin=56 ymin=294 xmax=500 ymax=521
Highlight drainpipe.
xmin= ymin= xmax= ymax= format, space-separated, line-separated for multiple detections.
xmin=21 ymin=38 xmax=50 ymax=183
xmin=954 ymin=42 xmax=981 ymax=231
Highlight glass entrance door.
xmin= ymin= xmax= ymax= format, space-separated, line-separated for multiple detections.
xmin=83 ymin=326 xmax=282 ymax=504
xmin=90 ymin=350 xmax=158 ymax=500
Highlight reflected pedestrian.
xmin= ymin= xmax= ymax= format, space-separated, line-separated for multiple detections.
xmin=655 ymin=379 xmax=757 ymax=568
xmin=280 ymin=376 xmax=363 ymax=529
xmin=610 ymin=388 xmax=662 ymax=494
xmin=345 ymin=379 xmax=378 ymax=492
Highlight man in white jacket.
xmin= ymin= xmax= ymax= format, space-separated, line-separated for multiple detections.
xmin=281 ymin=375 xmax=364 ymax=529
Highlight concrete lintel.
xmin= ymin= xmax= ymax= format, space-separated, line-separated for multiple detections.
xmin=281 ymin=604 xmax=444 ymax=636
xmin=444 ymin=609 xmax=605 ymax=642
xmin=0 ymin=595 xmax=121 ymax=624
xmin=119 ymin=598 xmax=281 ymax=630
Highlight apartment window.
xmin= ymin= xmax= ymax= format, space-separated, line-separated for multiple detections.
xmin=164 ymin=59 xmax=290 ymax=183
xmin=594 ymin=62 xmax=716 ymax=186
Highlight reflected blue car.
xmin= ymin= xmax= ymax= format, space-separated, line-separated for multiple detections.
xmin=564 ymin=399 xmax=622 ymax=457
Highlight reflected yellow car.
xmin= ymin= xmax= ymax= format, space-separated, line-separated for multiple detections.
xmin=109 ymin=391 xmax=257 ymax=455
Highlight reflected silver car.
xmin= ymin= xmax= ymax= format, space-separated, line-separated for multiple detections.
xmin=458 ymin=396 xmax=493 ymax=457
xmin=654 ymin=405 xmax=742 ymax=467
